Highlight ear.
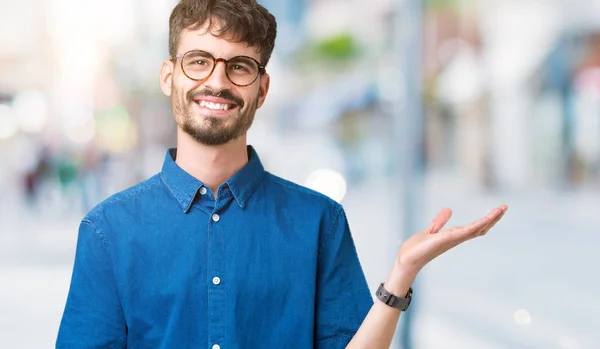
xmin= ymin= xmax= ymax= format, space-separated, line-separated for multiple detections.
xmin=257 ymin=72 xmax=270 ymax=109
xmin=160 ymin=59 xmax=175 ymax=97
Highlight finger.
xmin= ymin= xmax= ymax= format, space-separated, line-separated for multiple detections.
xmin=492 ymin=204 xmax=508 ymax=217
xmin=484 ymin=206 xmax=505 ymax=220
xmin=464 ymin=212 xmax=496 ymax=232
xmin=468 ymin=206 xmax=507 ymax=239
xmin=428 ymin=208 xmax=453 ymax=234
xmin=486 ymin=205 xmax=508 ymax=227
xmin=477 ymin=206 xmax=508 ymax=237
xmin=452 ymin=207 xmax=503 ymax=238
xmin=440 ymin=205 xmax=508 ymax=249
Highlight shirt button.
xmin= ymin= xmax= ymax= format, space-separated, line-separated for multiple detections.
xmin=212 ymin=214 xmax=220 ymax=222
xmin=212 ymin=277 xmax=221 ymax=285
xmin=212 ymin=345 xmax=220 ymax=349
xmin=199 ymin=187 xmax=207 ymax=195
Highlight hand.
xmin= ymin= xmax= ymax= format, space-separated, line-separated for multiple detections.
xmin=384 ymin=205 xmax=508 ymax=295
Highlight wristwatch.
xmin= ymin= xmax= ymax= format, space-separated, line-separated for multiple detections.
xmin=375 ymin=283 xmax=413 ymax=311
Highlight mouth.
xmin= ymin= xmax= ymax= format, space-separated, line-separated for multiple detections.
xmin=194 ymin=98 xmax=239 ymax=114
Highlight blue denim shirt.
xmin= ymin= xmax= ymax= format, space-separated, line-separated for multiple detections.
xmin=56 ymin=146 xmax=373 ymax=349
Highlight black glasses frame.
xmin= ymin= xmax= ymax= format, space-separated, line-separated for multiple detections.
xmin=174 ymin=50 xmax=266 ymax=87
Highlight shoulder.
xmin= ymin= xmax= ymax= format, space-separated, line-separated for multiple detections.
xmin=262 ymin=172 xmax=344 ymax=217
xmin=83 ymin=174 xmax=163 ymax=224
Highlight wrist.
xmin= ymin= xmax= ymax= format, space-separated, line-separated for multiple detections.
xmin=384 ymin=266 xmax=418 ymax=296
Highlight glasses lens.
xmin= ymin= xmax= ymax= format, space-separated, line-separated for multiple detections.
xmin=226 ymin=57 xmax=260 ymax=86
xmin=182 ymin=51 xmax=214 ymax=80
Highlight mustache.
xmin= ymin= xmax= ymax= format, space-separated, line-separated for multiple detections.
xmin=187 ymin=88 xmax=244 ymax=108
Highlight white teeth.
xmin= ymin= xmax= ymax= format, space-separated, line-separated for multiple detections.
xmin=198 ymin=100 xmax=231 ymax=111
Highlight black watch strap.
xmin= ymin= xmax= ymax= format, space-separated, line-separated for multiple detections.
xmin=375 ymin=283 xmax=413 ymax=311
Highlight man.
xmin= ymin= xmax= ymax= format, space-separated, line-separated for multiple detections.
xmin=56 ymin=0 xmax=507 ymax=348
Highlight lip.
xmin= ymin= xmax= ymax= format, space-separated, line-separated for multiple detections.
xmin=192 ymin=96 xmax=238 ymax=105
xmin=193 ymin=97 xmax=239 ymax=115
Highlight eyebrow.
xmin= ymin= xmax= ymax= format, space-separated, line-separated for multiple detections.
xmin=186 ymin=49 xmax=260 ymax=62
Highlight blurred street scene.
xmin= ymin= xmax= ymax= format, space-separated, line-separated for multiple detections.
xmin=1 ymin=0 xmax=599 ymax=348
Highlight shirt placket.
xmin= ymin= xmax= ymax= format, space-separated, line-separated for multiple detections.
xmin=207 ymin=187 xmax=233 ymax=349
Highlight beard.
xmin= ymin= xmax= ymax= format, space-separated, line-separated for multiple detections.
xmin=172 ymin=85 xmax=258 ymax=146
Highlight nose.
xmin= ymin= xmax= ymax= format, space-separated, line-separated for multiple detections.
xmin=203 ymin=60 xmax=231 ymax=91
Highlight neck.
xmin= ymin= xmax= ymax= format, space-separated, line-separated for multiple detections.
xmin=175 ymin=129 xmax=249 ymax=196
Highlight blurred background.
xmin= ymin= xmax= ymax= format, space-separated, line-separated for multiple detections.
xmin=1 ymin=0 xmax=599 ymax=348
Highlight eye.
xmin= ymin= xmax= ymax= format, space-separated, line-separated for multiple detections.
xmin=232 ymin=64 xmax=249 ymax=72
xmin=194 ymin=59 xmax=209 ymax=66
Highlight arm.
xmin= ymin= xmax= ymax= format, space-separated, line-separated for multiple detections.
xmin=56 ymin=220 xmax=127 ymax=348
xmin=346 ymin=205 xmax=508 ymax=348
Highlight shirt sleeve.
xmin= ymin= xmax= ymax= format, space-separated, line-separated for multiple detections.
xmin=315 ymin=205 xmax=373 ymax=349
xmin=56 ymin=220 xmax=127 ymax=348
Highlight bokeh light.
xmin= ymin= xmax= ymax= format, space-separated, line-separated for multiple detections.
xmin=305 ymin=169 xmax=348 ymax=203
xmin=95 ymin=105 xmax=137 ymax=152
xmin=63 ymin=117 xmax=96 ymax=144
xmin=0 ymin=104 xmax=18 ymax=140
xmin=13 ymin=90 xmax=48 ymax=133
xmin=514 ymin=309 xmax=532 ymax=326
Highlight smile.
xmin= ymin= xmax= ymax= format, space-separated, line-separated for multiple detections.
xmin=198 ymin=100 xmax=233 ymax=111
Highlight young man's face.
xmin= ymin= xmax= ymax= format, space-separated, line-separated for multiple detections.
xmin=160 ymin=20 xmax=270 ymax=146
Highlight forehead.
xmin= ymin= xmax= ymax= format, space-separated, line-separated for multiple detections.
xmin=178 ymin=21 xmax=261 ymax=61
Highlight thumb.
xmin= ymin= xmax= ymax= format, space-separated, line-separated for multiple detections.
xmin=427 ymin=208 xmax=453 ymax=234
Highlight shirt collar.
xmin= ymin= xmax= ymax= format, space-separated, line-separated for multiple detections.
xmin=225 ymin=145 xmax=265 ymax=209
xmin=160 ymin=146 xmax=265 ymax=213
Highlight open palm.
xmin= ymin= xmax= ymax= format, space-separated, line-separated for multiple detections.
xmin=396 ymin=205 xmax=508 ymax=274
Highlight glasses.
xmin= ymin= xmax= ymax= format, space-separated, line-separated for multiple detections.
xmin=174 ymin=50 xmax=266 ymax=87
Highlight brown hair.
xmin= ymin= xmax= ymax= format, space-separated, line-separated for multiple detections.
xmin=169 ymin=0 xmax=277 ymax=66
